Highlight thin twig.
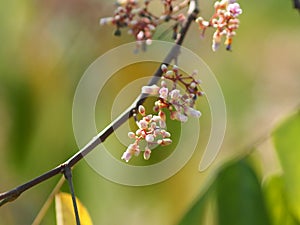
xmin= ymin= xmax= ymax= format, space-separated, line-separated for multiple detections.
xmin=0 ymin=1 xmax=199 ymax=207
xmin=64 ymin=167 xmax=81 ymax=225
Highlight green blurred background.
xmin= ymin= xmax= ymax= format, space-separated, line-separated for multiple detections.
xmin=0 ymin=0 xmax=299 ymax=224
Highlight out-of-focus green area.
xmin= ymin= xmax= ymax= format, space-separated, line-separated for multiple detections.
xmin=0 ymin=0 xmax=299 ymax=224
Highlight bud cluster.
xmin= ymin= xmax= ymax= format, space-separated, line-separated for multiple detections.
xmin=122 ymin=64 xmax=203 ymax=162
xmin=196 ymin=0 xmax=242 ymax=51
xmin=100 ymin=0 xmax=189 ymax=51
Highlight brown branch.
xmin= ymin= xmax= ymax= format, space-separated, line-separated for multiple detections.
xmin=0 ymin=1 xmax=199 ymax=207
xmin=293 ymin=0 xmax=300 ymax=10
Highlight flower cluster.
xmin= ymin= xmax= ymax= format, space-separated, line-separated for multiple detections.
xmin=121 ymin=105 xmax=172 ymax=162
xmin=100 ymin=0 xmax=189 ymax=51
xmin=196 ymin=0 xmax=242 ymax=51
xmin=122 ymin=64 xmax=203 ymax=162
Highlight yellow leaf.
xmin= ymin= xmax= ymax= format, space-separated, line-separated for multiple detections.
xmin=55 ymin=192 xmax=93 ymax=225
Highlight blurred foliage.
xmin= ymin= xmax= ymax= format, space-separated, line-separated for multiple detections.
xmin=55 ymin=192 xmax=93 ymax=225
xmin=272 ymin=112 xmax=300 ymax=222
xmin=0 ymin=0 xmax=299 ymax=225
xmin=177 ymin=111 xmax=300 ymax=225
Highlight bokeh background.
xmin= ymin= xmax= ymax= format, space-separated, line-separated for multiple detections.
xmin=0 ymin=0 xmax=299 ymax=224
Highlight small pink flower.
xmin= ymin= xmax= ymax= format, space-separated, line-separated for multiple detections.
xmin=228 ymin=3 xmax=242 ymax=17
xmin=159 ymin=87 xmax=169 ymax=99
xmin=138 ymin=120 xmax=148 ymax=129
xmin=170 ymin=89 xmax=180 ymax=100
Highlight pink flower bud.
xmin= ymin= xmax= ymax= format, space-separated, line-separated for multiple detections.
xmin=136 ymin=129 xmax=142 ymax=136
xmin=142 ymin=85 xmax=160 ymax=95
xmin=161 ymin=80 xmax=167 ymax=87
xmin=137 ymin=31 xmax=144 ymax=40
xmin=190 ymin=82 xmax=196 ymax=89
xmin=179 ymin=114 xmax=188 ymax=122
xmin=185 ymin=107 xmax=202 ymax=118
xmin=128 ymin=132 xmax=135 ymax=138
xmin=99 ymin=17 xmax=113 ymax=25
xmin=150 ymin=122 xmax=156 ymax=130
xmin=138 ymin=120 xmax=148 ymax=129
xmin=170 ymin=89 xmax=180 ymax=100
xmin=145 ymin=39 xmax=152 ymax=45
xmin=145 ymin=134 xmax=155 ymax=143
xmin=143 ymin=148 xmax=151 ymax=160
xmin=172 ymin=65 xmax=179 ymax=73
xmin=161 ymin=64 xmax=168 ymax=73
xmin=159 ymin=120 xmax=166 ymax=128
xmin=121 ymin=151 xmax=132 ymax=162
xmin=157 ymin=138 xmax=172 ymax=146
xmin=138 ymin=105 xmax=146 ymax=116
xmin=159 ymin=87 xmax=169 ymax=99
xmin=154 ymin=129 xmax=161 ymax=136
xmin=159 ymin=111 xmax=166 ymax=121
xmin=152 ymin=115 xmax=161 ymax=122
xmin=161 ymin=130 xmax=171 ymax=138
xmin=165 ymin=70 xmax=174 ymax=77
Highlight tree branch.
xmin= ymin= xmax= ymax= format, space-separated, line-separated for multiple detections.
xmin=0 ymin=1 xmax=199 ymax=207
xmin=293 ymin=0 xmax=300 ymax=10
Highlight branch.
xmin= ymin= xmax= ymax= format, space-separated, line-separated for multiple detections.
xmin=0 ymin=1 xmax=199 ymax=207
xmin=293 ymin=0 xmax=300 ymax=11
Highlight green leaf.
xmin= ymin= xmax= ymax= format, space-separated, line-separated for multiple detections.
xmin=216 ymin=159 xmax=271 ymax=225
xmin=263 ymin=175 xmax=299 ymax=225
xmin=176 ymin=186 xmax=212 ymax=225
xmin=4 ymin=79 xmax=36 ymax=168
xmin=272 ymin=111 xmax=300 ymax=222
xmin=55 ymin=192 xmax=93 ymax=225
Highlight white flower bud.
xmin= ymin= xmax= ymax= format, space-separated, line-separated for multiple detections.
xmin=137 ymin=31 xmax=144 ymax=40
xmin=121 ymin=151 xmax=132 ymax=162
xmin=145 ymin=134 xmax=155 ymax=143
xmin=159 ymin=120 xmax=166 ymax=128
xmin=170 ymin=89 xmax=180 ymax=100
xmin=128 ymin=132 xmax=135 ymax=138
xmin=146 ymin=39 xmax=152 ymax=45
xmin=161 ymin=80 xmax=167 ymax=87
xmin=152 ymin=115 xmax=161 ymax=122
xmin=157 ymin=138 xmax=172 ymax=146
xmin=159 ymin=87 xmax=169 ymax=99
xmin=185 ymin=107 xmax=202 ymax=118
xmin=142 ymin=85 xmax=160 ymax=95
xmin=172 ymin=65 xmax=179 ymax=73
xmin=165 ymin=70 xmax=174 ymax=77
xmin=160 ymin=130 xmax=171 ymax=138
xmin=143 ymin=148 xmax=151 ymax=160
xmin=138 ymin=105 xmax=146 ymax=116
xmin=99 ymin=17 xmax=113 ymax=25
xmin=190 ymin=82 xmax=196 ymax=89
xmin=159 ymin=111 xmax=166 ymax=121
xmin=177 ymin=113 xmax=188 ymax=122
xmin=138 ymin=120 xmax=148 ymax=129
xmin=136 ymin=129 xmax=142 ymax=136
xmin=161 ymin=64 xmax=168 ymax=73
xmin=150 ymin=122 xmax=156 ymax=130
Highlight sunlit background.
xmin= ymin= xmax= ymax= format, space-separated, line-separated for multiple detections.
xmin=0 ymin=0 xmax=300 ymax=224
